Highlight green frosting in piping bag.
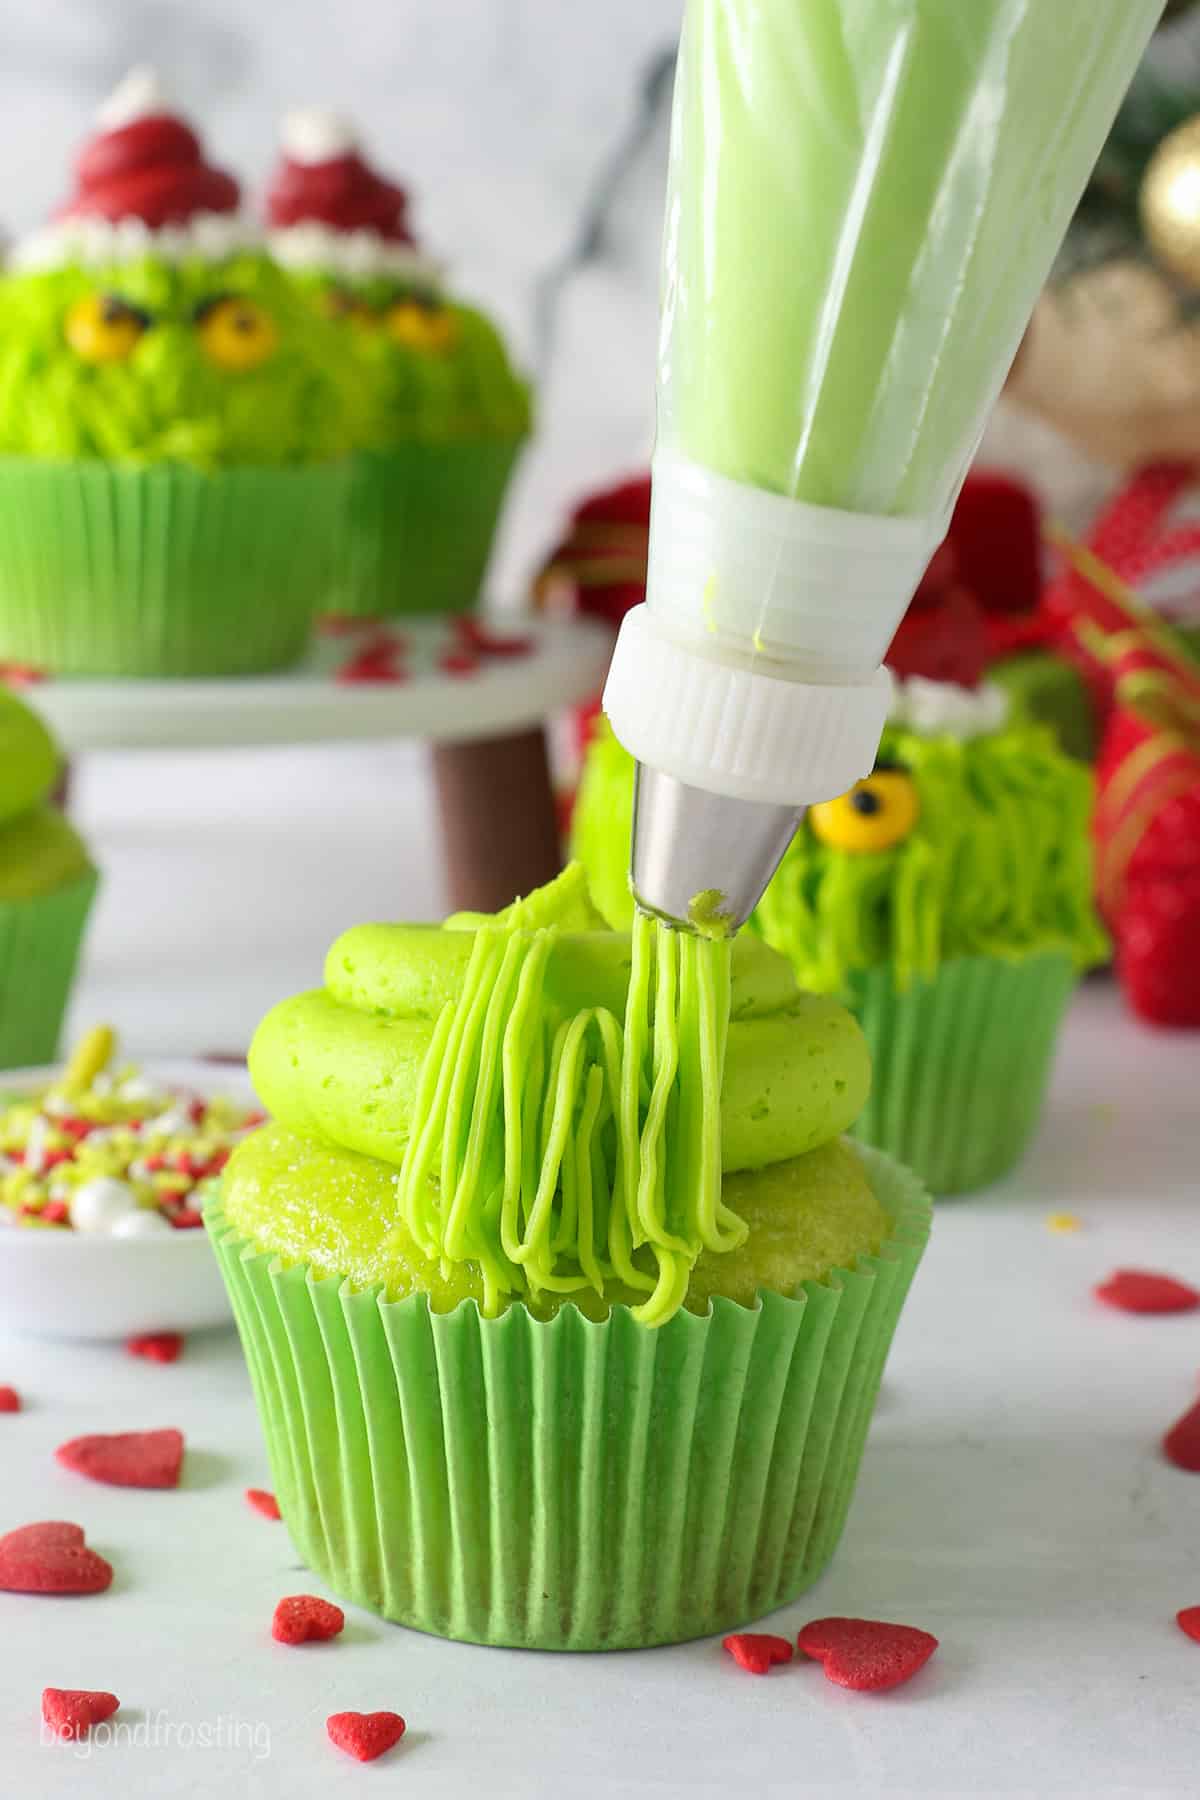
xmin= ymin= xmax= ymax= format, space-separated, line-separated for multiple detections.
xmin=243 ymin=865 xmax=871 ymax=1328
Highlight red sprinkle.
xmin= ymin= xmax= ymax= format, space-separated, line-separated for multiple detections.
xmin=0 ymin=1521 xmax=113 ymax=1595
xmin=55 ymin=1428 xmax=184 ymax=1490
xmin=168 ymin=1208 xmax=205 ymax=1230
xmin=326 ymin=1712 xmax=406 ymax=1764
xmin=453 ymin=614 xmax=533 ymax=660
xmin=41 ymin=1202 xmax=69 ymax=1225
xmin=722 ymin=1632 xmax=794 ymax=1675
xmin=41 ymin=1688 xmax=120 ymax=1740
xmin=1094 ymin=1270 xmax=1200 ymax=1315
xmin=438 ymin=647 xmax=480 ymax=676
xmin=273 ymin=1594 xmax=345 ymax=1646
xmin=0 ymin=1386 xmax=20 ymax=1413
xmin=1164 ymin=1398 xmax=1200 ymax=1472
xmin=245 ymin=1488 xmax=281 ymax=1521
xmin=797 ymin=1617 xmax=939 ymax=1693
xmin=0 ymin=662 xmax=46 ymax=687
xmin=1177 ymin=1606 xmax=1200 ymax=1643
xmin=126 ymin=1333 xmax=183 ymax=1365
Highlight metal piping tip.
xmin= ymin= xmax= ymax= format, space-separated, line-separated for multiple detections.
xmin=630 ymin=762 xmax=804 ymax=934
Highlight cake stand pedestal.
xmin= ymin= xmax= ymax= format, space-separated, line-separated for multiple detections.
xmin=16 ymin=614 xmax=612 ymax=914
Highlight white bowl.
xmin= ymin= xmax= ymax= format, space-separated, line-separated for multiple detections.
xmin=0 ymin=1059 xmax=252 ymax=1340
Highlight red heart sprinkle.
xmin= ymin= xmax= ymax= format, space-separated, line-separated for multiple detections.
xmin=55 ymin=1429 xmax=184 ymax=1490
xmin=126 ymin=1333 xmax=183 ymax=1364
xmin=272 ymin=1594 xmax=345 ymax=1645
xmin=1177 ymin=1606 xmax=1200 ymax=1643
xmin=1164 ymin=1398 xmax=1200 ymax=1472
xmin=0 ymin=1386 xmax=20 ymax=1413
xmin=168 ymin=1208 xmax=204 ymax=1230
xmin=41 ymin=1687 xmax=120 ymax=1740
xmin=326 ymin=1711 xmax=406 ymax=1763
xmin=722 ymin=1632 xmax=794 ymax=1675
xmin=245 ymin=1488 xmax=280 ymax=1521
xmin=0 ymin=1521 xmax=113 ymax=1594
xmin=797 ymin=1617 xmax=939 ymax=1692
xmin=1094 ymin=1270 xmax=1200 ymax=1315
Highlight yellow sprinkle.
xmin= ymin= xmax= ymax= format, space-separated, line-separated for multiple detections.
xmin=752 ymin=627 xmax=766 ymax=655
xmin=57 ymin=1026 xmax=117 ymax=1097
xmin=702 ymin=574 xmax=718 ymax=634
xmin=1046 ymin=1212 xmax=1083 ymax=1234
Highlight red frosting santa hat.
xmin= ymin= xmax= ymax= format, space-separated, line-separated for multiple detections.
xmin=12 ymin=67 xmax=248 ymax=270
xmin=265 ymin=109 xmax=439 ymax=286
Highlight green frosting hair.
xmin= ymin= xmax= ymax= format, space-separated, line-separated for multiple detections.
xmin=572 ymin=716 xmax=1109 ymax=993
xmin=0 ymin=252 xmax=365 ymax=468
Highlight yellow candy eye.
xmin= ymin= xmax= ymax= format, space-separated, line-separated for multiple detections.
xmin=386 ymin=298 xmax=459 ymax=353
xmin=809 ymin=768 xmax=920 ymax=854
xmin=64 ymin=293 xmax=149 ymax=363
xmin=196 ymin=296 xmax=279 ymax=370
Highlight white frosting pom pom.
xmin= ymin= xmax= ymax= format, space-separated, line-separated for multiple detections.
xmin=281 ymin=107 xmax=359 ymax=165
xmin=70 ymin=1177 xmax=140 ymax=1234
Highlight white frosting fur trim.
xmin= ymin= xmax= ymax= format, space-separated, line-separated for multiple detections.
xmin=280 ymin=107 xmax=359 ymax=165
xmin=10 ymin=212 xmax=256 ymax=271
xmin=887 ymin=675 xmax=1011 ymax=740
xmin=268 ymin=222 xmax=442 ymax=287
xmin=96 ymin=65 xmax=173 ymax=132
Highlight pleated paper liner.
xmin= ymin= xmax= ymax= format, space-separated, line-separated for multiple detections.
xmin=849 ymin=950 xmax=1078 ymax=1197
xmin=0 ymin=869 xmax=98 ymax=1070
xmin=209 ymin=1145 xmax=929 ymax=1652
xmin=326 ymin=438 xmax=525 ymax=618
xmin=0 ymin=458 xmax=346 ymax=676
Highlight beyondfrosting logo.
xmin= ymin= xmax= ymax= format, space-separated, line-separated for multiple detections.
xmin=43 ymin=1709 xmax=272 ymax=1763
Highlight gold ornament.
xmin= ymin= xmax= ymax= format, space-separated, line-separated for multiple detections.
xmin=1142 ymin=115 xmax=1200 ymax=289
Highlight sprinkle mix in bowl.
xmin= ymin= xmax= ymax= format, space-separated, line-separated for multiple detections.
xmin=0 ymin=1027 xmax=262 ymax=1234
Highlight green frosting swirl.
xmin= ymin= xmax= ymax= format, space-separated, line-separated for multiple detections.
xmin=246 ymin=866 xmax=870 ymax=1328
xmin=0 ymin=688 xmax=91 ymax=899
xmin=0 ymin=253 xmax=365 ymax=468
xmin=571 ymin=719 xmax=1108 ymax=993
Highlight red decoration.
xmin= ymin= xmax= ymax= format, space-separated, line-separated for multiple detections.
xmin=1163 ymin=1398 xmax=1200 ymax=1472
xmin=267 ymin=138 xmax=414 ymax=244
xmin=41 ymin=1688 xmax=120 ymax=1741
xmin=1177 ymin=1605 xmax=1200 ymax=1643
xmin=0 ymin=1386 xmax=20 ymax=1412
xmin=245 ymin=1487 xmax=281 ymax=1521
xmin=126 ymin=1332 xmax=184 ymax=1363
xmin=55 ymin=1427 xmax=184 ymax=1489
xmin=1094 ymin=1270 xmax=1200 ymax=1314
xmin=58 ymin=111 xmax=238 ymax=227
xmin=796 ymin=1617 xmax=939 ymax=1693
xmin=722 ymin=1632 xmax=795 ymax=1675
xmin=0 ymin=1521 xmax=113 ymax=1595
xmin=272 ymin=1594 xmax=345 ymax=1645
xmin=326 ymin=1711 xmax=407 ymax=1763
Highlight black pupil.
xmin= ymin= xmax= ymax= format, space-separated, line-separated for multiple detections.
xmin=100 ymin=296 xmax=140 ymax=327
xmin=851 ymin=788 xmax=882 ymax=817
xmin=231 ymin=308 xmax=255 ymax=333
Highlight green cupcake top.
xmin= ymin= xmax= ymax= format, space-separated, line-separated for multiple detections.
xmin=0 ymin=252 xmax=365 ymax=469
xmin=236 ymin=865 xmax=872 ymax=1326
xmin=0 ymin=686 xmax=59 ymax=827
xmin=572 ymin=701 xmax=1109 ymax=995
xmin=0 ymin=686 xmax=91 ymax=899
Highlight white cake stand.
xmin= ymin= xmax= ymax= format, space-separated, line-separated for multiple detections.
xmin=15 ymin=613 xmax=613 ymax=913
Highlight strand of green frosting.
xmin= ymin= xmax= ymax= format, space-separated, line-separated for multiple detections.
xmin=393 ymin=912 xmax=743 ymax=1327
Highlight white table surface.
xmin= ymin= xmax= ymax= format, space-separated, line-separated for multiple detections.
xmin=2 ymin=742 xmax=1199 ymax=1798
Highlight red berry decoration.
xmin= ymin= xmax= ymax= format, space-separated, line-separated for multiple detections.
xmin=722 ymin=1632 xmax=794 ymax=1675
xmin=1163 ymin=1398 xmax=1200 ymax=1472
xmin=41 ymin=1687 xmax=120 ymax=1740
xmin=1177 ymin=1606 xmax=1200 ymax=1643
xmin=245 ymin=1487 xmax=281 ymax=1521
xmin=126 ymin=1332 xmax=184 ymax=1364
xmin=55 ymin=1428 xmax=184 ymax=1490
xmin=326 ymin=1711 xmax=406 ymax=1763
xmin=797 ymin=1617 xmax=939 ymax=1693
xmin=0 ymin=1386 xmax=20 ymax=1412
xmin=0 ymin=1522 xmax=112 ymax=1595
xmin=1094 ymin=1270 xmax=1200 ymax=1315
xmin=272 ymin=1595 xmax=345 ymax=1645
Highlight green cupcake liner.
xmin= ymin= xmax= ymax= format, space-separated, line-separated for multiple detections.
xmin=209 ymin=1146 xmax=929 ymax=1651
xmin=327 ymin=439 xmax=525 ymax=618
xmin=0 ymin=459 xmax=347 ymax=676
xmin=0 ymin=868 xmax=98 ymax=1070
xmin=848 ymin=951 xmax=1077 ymax=1196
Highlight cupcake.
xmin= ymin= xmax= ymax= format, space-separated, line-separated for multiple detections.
xmin=0 ymin=69 xmax=362 ymax=676
xmin=0 ymin=686 xmax=96 ymax=1069
xmin=210 ymin=865 xmax=930 ymax=1650
xmin=573 ymin=683 xmax=1107 ymax=1196
xmin=266 ymin=109 xmax=532 ymax=618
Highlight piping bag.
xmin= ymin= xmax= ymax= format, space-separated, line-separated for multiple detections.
xmin=603 ymin=0 xmax=1163 ymax=933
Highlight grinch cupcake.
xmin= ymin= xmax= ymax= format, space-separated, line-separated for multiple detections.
xmin=0 ymin=70 xmax=361 ymax=676
xmin=0 ymin=687 xmax=97 ymax=1068
xmin=266 ymin=110 xmax=532 ymax=617
xmin=573 ymin=683 xmax=1107 ymax=1196
xmin=210 ymin=866 xmax=930 ymax=1650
